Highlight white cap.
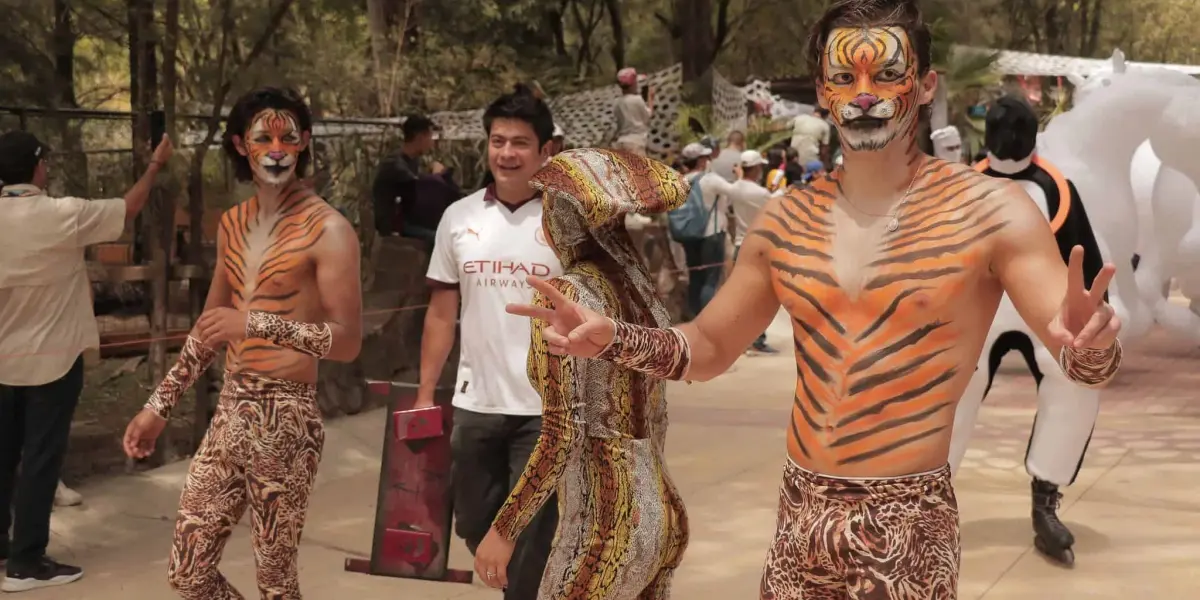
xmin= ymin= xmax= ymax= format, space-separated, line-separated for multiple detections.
xmin=681 ymin=143 xmax=713 ymax=160
xmin=740 ymin=150 xmax=768 ymax=167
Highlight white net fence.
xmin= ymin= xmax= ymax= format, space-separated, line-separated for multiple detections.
xmin=425 ymin=64 xmax=784 ymax=159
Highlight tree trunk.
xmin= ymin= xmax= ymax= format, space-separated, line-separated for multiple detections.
xmin=604 ymin=0 xmax=625 ymax=69
xmin=1043 ymin=0 xmax=1063 ymax=54
xmin=366 ymin=0 xmax=392 ymax=114
xmin=675 ymin=0 xmax=715 ymax=103
xmin=547 ymin=2 xmax=569 ymax=58
xmin=52 ymin=0 xmax=88 ymax=197
xmin=1084 ymin=0 xmax=1104 ymax=56
xmin=126 ymin=0 xmax=173 ymax=469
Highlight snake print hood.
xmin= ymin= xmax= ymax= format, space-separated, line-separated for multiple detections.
xmin=530 ymin=149 xmax=690 ymax=328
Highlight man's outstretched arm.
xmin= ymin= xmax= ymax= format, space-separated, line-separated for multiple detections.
xmin=991 ymin=182 xmax=1122 ymax=387
xmin=516 ymin=198 xmax=785 ymax=382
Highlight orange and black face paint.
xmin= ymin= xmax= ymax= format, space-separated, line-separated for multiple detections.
xmin=821 ymin=27 xmax=921 ymax=152
xmin=243 ymin=109 xmax=304 ymax=184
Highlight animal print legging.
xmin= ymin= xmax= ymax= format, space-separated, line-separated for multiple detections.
xmin=167 ymin=372 xmax=324 ymax=600
xmin=759 ymin=461 xmax=960 ymax=600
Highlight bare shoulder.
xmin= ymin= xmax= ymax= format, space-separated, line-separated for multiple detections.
xmin=303 ymin=198 xmax=359 ymax=256
xmin=933 ymin=162 xmax=1055 ymax=266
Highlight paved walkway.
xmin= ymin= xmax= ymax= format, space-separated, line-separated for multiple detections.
xmin=25 ymin=315 xmax=1200 ymax=599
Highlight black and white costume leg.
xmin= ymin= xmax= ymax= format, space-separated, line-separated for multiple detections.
xmin=948 ymin=324 xmax=1098 ymax=567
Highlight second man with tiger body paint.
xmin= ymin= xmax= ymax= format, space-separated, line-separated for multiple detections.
xmin=122 ymin=87 xmax=363 ymax=599
xmin=507 ymin=1 xmax=1124 ymax=598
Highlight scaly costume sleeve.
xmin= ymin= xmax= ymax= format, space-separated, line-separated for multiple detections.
xmin=491 ymin=282 xmax=584 ymax=542
xmin=145 ymin=336 xmax=217 ymax=420
xmin=245 ymin=311 xmax=333 ymax=358
xmin=596 ymin=320 xmax=692 ymax=381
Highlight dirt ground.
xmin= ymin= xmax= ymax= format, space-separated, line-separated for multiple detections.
xmin=64 ymin=355 xmax=205 ymax=484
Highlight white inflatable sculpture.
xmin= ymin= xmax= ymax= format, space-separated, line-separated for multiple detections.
xmin=1062 ymin=50 xmax=1200 ymax=342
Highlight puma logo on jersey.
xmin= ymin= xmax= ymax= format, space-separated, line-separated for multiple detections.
xmin=466 ymin=227 xmax=483 ymax=240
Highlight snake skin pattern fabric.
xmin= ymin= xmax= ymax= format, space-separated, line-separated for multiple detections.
xmin=760 ymin=461 xmax=960 ymax=600
xmin=245 ymin=310 xmax=333 ymax=358
xmin=167 ymin=371 xmax=324 ymax=600
xmin=491 ymin=149 xmax=691 ymax=599
xmin=1058 ymin=339 xmax=1122 ymax=388
xmin=146 ymin=336 xmax=218 ymax=419
xmin=597 ymin=320 xmax=691 ymax=381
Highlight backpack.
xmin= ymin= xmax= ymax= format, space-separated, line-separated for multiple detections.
xmin=668 ymin=173 xmax=719 ymax=242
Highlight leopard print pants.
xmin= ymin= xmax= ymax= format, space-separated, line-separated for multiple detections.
xmin=759 ymin=461 xmax=960 ymax=600
xmin=166 ymin=371 xmax=324 ymax=600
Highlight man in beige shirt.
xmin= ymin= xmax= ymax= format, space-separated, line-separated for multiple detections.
xmin=0 ymin=130 xmax=170 ymax=592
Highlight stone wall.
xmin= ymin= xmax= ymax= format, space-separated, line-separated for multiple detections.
xmin=314 ymin=222 xmax=688 ymax=417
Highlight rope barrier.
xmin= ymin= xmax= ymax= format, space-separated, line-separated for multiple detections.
xmin=0 ymin=259 xmax=731 ymax=360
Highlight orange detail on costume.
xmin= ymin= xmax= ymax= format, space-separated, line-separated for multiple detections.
xmin=974 ymin=155 xmax=1072 ymax=234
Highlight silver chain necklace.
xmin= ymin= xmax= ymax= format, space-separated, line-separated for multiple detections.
xmin=839 ymin=159 xmax=925 ymax=232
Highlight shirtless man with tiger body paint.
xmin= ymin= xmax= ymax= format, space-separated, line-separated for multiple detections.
xmin=122 ymin=87 xmax=363 ymax=599
xmin=507 ymin=1 xmax=1123 ymax=598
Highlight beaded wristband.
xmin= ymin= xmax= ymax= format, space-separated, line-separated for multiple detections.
xmin=1058 ymin=339 xmax=1122 ymax=388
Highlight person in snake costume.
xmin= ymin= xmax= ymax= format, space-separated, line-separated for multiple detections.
xmin=471 ymin=149 xmax=690 ymax=599
xmin=122 ymin=87 xmax=363 ymax=599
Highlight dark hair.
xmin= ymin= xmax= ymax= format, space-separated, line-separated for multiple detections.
xmin=222 ymin=87 xmax=314 ymax=183
xmin=806 ymin=0 xmax=932 ymax=79
xmin=0 ymin=131 xmax=47 ymax=186
xmin=402 ymin=114 xmax=437 ymax=140
xmin=766 ymin=147 xmax=786 ymax=168
xmin=483 ymin=84 xmax=556 ymax=147
xmin=785 ymin=146 xmax=799 ymax=161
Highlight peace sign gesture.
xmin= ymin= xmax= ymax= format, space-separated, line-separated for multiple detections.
xmin=506 ymin=277 xmax=615 ymax=357
xmin=1048 ymin=246 xmax=1121 ymax=350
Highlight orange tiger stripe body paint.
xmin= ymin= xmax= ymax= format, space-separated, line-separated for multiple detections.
xmin=822 ymin=26 xmax=921 ymax=154
xmin=218 ymin=182 xmax=340 ymax=384
xmin=753 ymin=159 xmax=1012 ymax=475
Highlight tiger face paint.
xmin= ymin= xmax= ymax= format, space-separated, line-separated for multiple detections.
xmin=821 ymin=27 xmax=921 ymax=152
xmin=242 ymin=109 xmax=307 ymax=185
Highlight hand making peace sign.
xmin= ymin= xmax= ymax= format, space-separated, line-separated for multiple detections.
xmin=1047 ymin=246 xmax=1121 ymax=350
xmin=505 ymin=277 xmax=615 ymax=357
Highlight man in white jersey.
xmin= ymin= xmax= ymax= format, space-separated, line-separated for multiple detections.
xmin=415 ymin=84 xmax=562 ymax=599
xmin=729 ymin=150 xmax=778 ymax=354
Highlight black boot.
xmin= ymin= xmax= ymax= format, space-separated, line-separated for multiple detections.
xmin=1031 ymin=478 xmax=1075 ymax=566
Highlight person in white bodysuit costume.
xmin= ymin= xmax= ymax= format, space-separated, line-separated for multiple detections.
xmin=947 ymin=96 xmax=1115 ymax=567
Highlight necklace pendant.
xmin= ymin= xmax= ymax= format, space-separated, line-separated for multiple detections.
xmin=887 ymin=217 xmax=900 ymax=232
